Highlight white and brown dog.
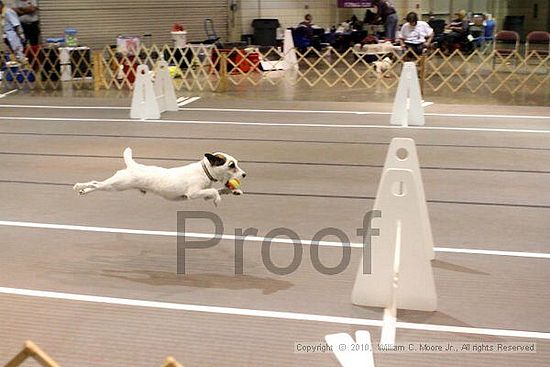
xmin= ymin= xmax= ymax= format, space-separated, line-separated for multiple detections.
xmin=73 ymin=148 xmax=246 ymax=206
xmin=373 ymin=57 xmax=393 ymax=75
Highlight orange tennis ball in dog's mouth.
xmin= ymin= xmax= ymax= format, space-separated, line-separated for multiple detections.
xmin=225 ymin=178 xmax=241 ymax=190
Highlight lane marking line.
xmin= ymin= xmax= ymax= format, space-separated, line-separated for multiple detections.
xmin=183 ymin=107 xmax=550 ymax=120
xmin=0 ymin=89 xmax=18 ymax=99
xmin=1 ymin=104 xmax=549 ymax=120
xmin=0 ymin=103 xmax=127 ymax=109
xmin=1 ymin=116 xmax=550 ymax=134
xmin=177 ymin=96 xmax=200 ymax=107
xmin=0 ymin=220 xmax=548 ymax=259
xmin=0 ymin=286 xmax=548 ymax=339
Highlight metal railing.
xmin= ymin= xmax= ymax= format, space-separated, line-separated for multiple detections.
xmin=1 ymin=45 xmax=548 ymax=97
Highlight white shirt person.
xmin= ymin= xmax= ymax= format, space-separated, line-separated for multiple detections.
xmin=398 ymin=12 xmax=433 ymax=55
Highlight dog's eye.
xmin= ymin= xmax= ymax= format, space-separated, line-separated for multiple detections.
xmin=228 ymin=162 xmax=235 ymax=169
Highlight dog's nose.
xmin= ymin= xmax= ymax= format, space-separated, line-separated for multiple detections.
xmin=242 ymin=173 xmax=247 ymax=178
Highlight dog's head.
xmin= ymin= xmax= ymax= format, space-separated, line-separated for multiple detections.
xmin=204 ymin=152 xmax=246 ymax=183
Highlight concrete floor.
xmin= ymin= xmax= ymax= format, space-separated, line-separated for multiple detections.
xmin=0 ymin=95 xmax=549 ymax=366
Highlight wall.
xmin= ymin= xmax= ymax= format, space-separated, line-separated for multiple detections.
xmin=5 ymin=1 xmax=548 ymax=46
xmin=232 ymin=0 xmax=425 ymax=41
xmin=4 ymin=0 xmax=229 ymax=49
xmin=422 ymin=0 xmax=491 ymax=20
xmin=351 ymin=0 xmax=420 ymax=24
xmin=505 ymin=0 xmax=549 ymax=37
xmin=234 ymin=0 xmax=353 ymax=40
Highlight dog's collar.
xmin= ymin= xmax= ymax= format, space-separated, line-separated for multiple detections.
xmin=201 ymin=160 xmax=218 ymax=182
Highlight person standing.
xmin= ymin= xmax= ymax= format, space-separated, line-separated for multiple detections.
xmin=13 ymin=0 xmax=39 ymax=46
xmin=1 ymin=0 xmax=27 ymax=62
xmin=371 ymin=0 xmax=398 ymax=40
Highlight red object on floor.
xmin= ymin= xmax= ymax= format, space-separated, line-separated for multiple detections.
xmin=211 ymin=49 xmax=259 ymax=74
xmin=122 ymin=55 xmax=138 ymax=83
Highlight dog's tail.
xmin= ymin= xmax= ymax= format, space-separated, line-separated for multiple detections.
xmin=123 ymin=147 xmax=138 ymax=168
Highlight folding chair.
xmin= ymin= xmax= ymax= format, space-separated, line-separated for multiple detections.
xmin=492 ymin=30 xmax=519 ymax=69
xmin=525 ymin=31 xmax=550 ymax=57
xmin=203 ymin=18 xmax=222 ymax=47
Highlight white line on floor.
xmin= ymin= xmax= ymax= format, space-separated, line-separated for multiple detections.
xmin=1 ymin=104 xmax=549 ymax=120
xmin=182 ymin=107 xmax=550 ymax=120
xmin=0 ymin=286 xmax=548 ymax=339
xmin=176 ymin=96 xmax=189 ymax=103
xmin=0 ymin=116 xmax=549 ymax=134
xmin=181 ymin=107 xmax=390 ymax=116
xmin=177 ymin=96 xmax=200 ymax=106
xmin=0 ymin=220 xmax=548 ymax=259
xmin=0 ymin=104 xmax=128 ymax=109
xmin=0 ymin=90 xmax=18 ymax=99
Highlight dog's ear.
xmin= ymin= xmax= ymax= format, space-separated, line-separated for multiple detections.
xmin=205 ymin=153 xmax=226 ymax=167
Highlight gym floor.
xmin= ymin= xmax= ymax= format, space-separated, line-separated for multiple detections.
xmin=0 ymin=95 xmax=549 ymax=366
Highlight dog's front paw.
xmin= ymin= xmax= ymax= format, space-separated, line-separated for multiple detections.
xmin=218 ymin=187 xmax=232 ymax=195
xmin=73 ymin=183 xmax=85 ymax=195
xmin=213 ymin=194 xmax=222 ymax=207
xmin=232 ymin=189 xmax=243 ymax=196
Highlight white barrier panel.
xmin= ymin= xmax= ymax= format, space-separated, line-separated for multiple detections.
xmin=352 ymin=168 xmax=437 ymax=312
xmin=260 ymin=30 xmax=298 ymax=71
xmin=325 ymin=331 xmax=375 ymax=367
xmin=390 ymin=62 xmax=424 ymax=126
xmin=283 ymin=29 xmax=298 ymax=71
xmin=154 ymin=60 xmax=178 ymax=113
xmin=382 ymin=138 xmax=434 ymax=260
xmin=131 ymin=61 xmax=178 ymax=120
xmin=130 ymin=64 xmax=161 ymax=120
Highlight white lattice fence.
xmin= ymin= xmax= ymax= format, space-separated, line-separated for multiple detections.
xmin=423 ymin=49 xmax=549 ymax=95
xmin=1 ymin=45 xmax=548 ymax=97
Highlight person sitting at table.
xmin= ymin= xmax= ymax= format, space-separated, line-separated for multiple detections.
xmin=442 ymin=9 xmax=469 ymax=53
xmin=296 ymin=13 xmax=322 ymax=51
xmin=398 ymin=12 xmax=433 ymax=56
xmin=298 ymin=14 xmax=314 ymax=33
xmin=349 ymin=15 xmax=362 ymax=31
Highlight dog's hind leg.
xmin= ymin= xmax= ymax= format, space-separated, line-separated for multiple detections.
xmin=73 ymin=169 xmax=134 ymax=195
xmin=73 ymin=180 xmax=101 ymax=195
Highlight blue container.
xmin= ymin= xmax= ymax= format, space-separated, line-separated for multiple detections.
xmin=64 ymin=28 xmax=78 ymax=46
xmin=5 ymin=67 xmax=36 ymax=83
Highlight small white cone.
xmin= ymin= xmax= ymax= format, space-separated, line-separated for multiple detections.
xmin=154 ymin=60 xmax=178 ymax=113
xmin=283 ymin=29 xmax=298 ymax=71
xmin=390 ymin=62 xmax=424 ymax=126
xmin=130 ymin=64 xmax=160 ymax=120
